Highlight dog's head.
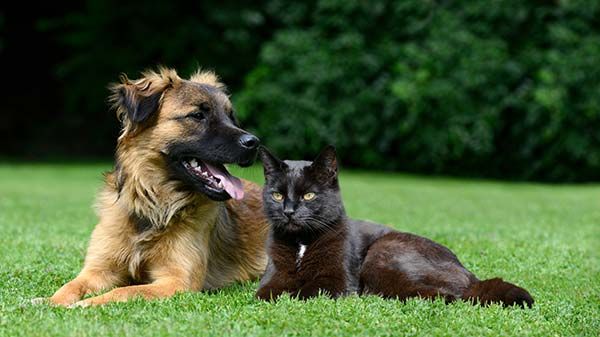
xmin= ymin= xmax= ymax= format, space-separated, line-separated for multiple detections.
xmin=110 ymin=67 xmax=259 ymax=201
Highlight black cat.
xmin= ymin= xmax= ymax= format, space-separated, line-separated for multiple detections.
xmin=256 ymin=145 xmax=534 ymax=308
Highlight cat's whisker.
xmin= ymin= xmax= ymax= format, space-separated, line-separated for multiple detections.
xmin=302 ymin=216 xmax=337 ymax=234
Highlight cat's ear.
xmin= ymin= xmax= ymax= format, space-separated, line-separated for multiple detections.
xmin=310 ymin=145 xmax=338 ymax=183
xmin=258 ymin=146 xmax=287 ymax=176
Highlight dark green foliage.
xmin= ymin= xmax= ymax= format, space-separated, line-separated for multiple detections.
xmin=2 ymin=0 xmax=599 ymax=181
xmin=2 ymin=0 xmax=273 ymax=156
xmin=237 ymin=0 xmax=600 ymax=181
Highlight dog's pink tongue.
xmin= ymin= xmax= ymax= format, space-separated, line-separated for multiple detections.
xmin=204 ymin=163 xmax=245 ymax=200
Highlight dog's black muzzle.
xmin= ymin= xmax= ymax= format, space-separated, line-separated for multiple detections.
xmin=164 ymin=127 xmax=260 ymax=201
xmin=167 ymin=127 xmax=260 ymax=167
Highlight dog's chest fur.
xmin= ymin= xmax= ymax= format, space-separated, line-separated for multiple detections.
xmin=93 ymin=172 xmax=268 ymax=289
xmin=125 ymin=201 xmax=216 ymax=283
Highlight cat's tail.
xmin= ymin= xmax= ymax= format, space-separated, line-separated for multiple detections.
xmin=462 ymin=278 xmax=534 ymax=308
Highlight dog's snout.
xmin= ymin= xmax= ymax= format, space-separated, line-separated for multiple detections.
xmin=239 ymin=134 xmax=260 ymax=150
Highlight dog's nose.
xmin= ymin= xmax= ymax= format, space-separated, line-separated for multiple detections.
xmin=239 ymin=134 xmax=260 ymax=150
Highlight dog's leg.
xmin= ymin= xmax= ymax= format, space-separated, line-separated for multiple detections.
xmin=70 ymin=262 xmax=204 ymax=307
xmin=71 ymin=229 xmax=209 ymax=307
xmin=39 ymin=218 xmax=130 ymax=306
xmin=45 ymin=268 xmax=125 ymax=306
xmin=69 ymin=277 xmax=188 ymax=307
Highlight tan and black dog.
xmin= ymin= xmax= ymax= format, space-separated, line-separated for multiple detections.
xmin=40 ymin=67 xmax=269 ymax=307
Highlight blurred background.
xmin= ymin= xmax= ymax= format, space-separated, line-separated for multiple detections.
xmin=1 ymin=0 xmax=599 ymax=182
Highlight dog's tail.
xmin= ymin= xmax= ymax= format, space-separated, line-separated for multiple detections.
xmin=462 ymin=277 xmax=534 ymax=308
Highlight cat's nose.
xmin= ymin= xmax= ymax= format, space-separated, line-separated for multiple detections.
xmin=283 ymin=200 xmax=295 ymax=218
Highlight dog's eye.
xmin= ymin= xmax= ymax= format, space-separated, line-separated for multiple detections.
xmin=189 ymin=111 xmax=206 ymax=121
xmin=272 ymin=192 xmax=284 ymax=202
xmin=302 ymin=192 xmax=316 ymax=201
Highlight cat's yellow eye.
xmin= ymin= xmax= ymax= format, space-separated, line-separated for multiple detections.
xmin=303 ymin=192 xmax=316 ymax=201
xmin=272 ymin=192 xmax=284 ymax=202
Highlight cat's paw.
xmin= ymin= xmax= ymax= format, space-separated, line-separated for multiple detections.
xmin=256 ymin=287 xmax=284 ymax=301
xmin=504 ymin=287 xmax=534 ymax=308
xmin=296 ymin=287 xmax=336 ymax=300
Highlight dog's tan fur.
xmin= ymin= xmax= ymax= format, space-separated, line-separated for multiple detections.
xmin=46 ymin=68 xmax=268 ymax=307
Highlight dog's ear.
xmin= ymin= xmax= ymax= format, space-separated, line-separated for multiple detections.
xmin=258 ymin=146 xmax=287 ymax=177
xmin=310 ymin=145 xmax=338 ymax=184
xmin=110 ymin=67 xmax=180 ymax=135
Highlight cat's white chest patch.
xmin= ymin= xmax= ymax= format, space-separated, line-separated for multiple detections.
xmin=296 ymin=244 xmax=307 ymax=267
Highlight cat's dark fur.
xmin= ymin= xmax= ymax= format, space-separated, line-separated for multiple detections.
xmin=256 ymin=145 xmax=534 ymax=308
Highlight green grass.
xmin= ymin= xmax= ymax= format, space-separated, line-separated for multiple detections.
xmin=0 ymin=163 xmax=598 ymax=337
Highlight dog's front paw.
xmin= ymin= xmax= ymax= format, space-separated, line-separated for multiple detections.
xmin=30 ymin=296 xmax=78 ymax=308
xmin=30 ymin=297 xmax=49 ymax=306
xmin=67 ymin=300 xmax=92 ymax=309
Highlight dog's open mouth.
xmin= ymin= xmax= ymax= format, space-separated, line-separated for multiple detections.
xmin=182 ymin=158 xmax=244 ymax=200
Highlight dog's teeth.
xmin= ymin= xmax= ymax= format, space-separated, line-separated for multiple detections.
xmin=190 ymin=159 xmax=198 ymax=168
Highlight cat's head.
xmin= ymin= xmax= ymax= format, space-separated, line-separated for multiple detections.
xmin=258 ymin=145 xmax=345 ymax=237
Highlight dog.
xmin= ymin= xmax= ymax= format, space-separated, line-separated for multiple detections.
xmin=41 ymin=67 xmax=269 ymax=307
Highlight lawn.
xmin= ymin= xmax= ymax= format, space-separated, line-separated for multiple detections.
xmin=0 ymin=163 xmax=598 ymax=337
